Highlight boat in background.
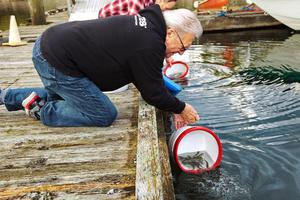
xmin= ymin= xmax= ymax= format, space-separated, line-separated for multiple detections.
xmin=252 ymin=0 xmax=300 ymax=31
xmin=198 ymin=0 xmax=228 ymax=10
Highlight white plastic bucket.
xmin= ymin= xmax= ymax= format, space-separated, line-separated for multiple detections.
xmin=169 ymin=126 xmax=222 ymax=174
xmin=163 ymin=61 xmax=189 ymax=79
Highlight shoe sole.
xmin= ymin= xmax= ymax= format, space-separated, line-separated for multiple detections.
xmin=22 ymin=92 xmax=39 ymax=116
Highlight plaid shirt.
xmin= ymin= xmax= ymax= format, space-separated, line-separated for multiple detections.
xmin=98 ymin=0 xmax=175 ymax=18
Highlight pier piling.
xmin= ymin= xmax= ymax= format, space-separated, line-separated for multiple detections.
xmin=27 ymin=0 xmax=46 ymax=25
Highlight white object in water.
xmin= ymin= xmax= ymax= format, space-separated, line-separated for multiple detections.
xmin=163 ymin=61 xmax=189 ymax=79
xmin=169 ymin=126 xmax=222 ymax=174
xmin=252 ymin=0 xmax=300 ymax=30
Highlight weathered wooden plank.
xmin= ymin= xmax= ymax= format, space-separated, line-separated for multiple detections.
xmin=0 ymin=179 xmax=135 ymax=200
xmin=136 ymin=100 xmax=162 ymax=199
xmin=0 ymin=164 xmax=136 ymax=186
xmin=135 ymin=100 xmax=175 ymax=199
xmin=1 ymin=9 xmax=176 ymax=199
xmin=0 ymin=136 xmax=136 ymax=166
xmin=27 ymin=0 xmax=46 ymax=25
xmin=199 ymin=13 xmax=282 ymax=32
xmin=156 ymin=111 xmax=175 ymax=200
xmin=0 ymin=11 xmax=139 ymax=199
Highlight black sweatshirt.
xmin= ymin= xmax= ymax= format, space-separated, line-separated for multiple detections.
xmin=40 ymin=5 xmax=185 ymax=114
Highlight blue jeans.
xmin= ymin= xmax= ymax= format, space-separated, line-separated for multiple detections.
xmin=4 ymin=37 xmax=117 ymax=127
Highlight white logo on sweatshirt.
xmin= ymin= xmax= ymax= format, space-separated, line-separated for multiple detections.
xmin=134 ymin=14 xmax=147 ymax=28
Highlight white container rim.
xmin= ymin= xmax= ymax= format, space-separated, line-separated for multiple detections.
xmin=172 ymin=126 xmax=223 ymax=174
xmin=163 ymin=61 xmax=189 ymax=79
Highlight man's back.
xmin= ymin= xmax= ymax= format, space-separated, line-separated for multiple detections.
xmin=41 ymin=5 xmax=166 ymax=92
xmin=40 ymin=5 xmax=185 ymax=114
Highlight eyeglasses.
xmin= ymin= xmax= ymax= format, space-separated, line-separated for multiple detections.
xmin=174 ymin=30 xmax=186 ymax=52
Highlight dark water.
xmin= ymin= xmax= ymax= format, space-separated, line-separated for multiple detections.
xmin=172 ymin=28 xmax=300 ymax=200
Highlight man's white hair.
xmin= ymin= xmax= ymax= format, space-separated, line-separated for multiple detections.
xmin=163 ymin=9 xmax=203 ymax=38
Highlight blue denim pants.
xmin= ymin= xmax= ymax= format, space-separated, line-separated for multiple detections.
xmin=4 ymin=37 xmax=117 ymax=127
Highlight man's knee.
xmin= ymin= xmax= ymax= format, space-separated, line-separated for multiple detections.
xmin=97 ymin=106 xmax=118 ymax=127
xmin=104 ymin=107 xmax=118 ymax=126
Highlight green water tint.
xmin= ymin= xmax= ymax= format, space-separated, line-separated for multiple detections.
xmin=178 ymin=151 xmax=214 ymax=170
xmin=238 ymin=65 xmax=300 ymax=84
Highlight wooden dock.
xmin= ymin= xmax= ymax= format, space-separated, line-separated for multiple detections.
xmin=199 ymin=11 xmax=283 ymax=32
xmin=0 ymin=12 xmax=174 ymax=199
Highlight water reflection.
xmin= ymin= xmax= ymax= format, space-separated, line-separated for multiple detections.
xmin=173 ymin=29 xmax=300 ymax=200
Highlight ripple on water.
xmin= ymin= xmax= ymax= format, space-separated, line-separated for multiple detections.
xmin=175 ymin=168 xmax=251 ymax=200
xmin=173 ymin=32 xmax=300 ymax=200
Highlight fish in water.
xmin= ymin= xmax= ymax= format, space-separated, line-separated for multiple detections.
xmin=169 ymin=72 xmax=183 ymax=79
xmin=178 ymin=151 xmax=213 ymax=170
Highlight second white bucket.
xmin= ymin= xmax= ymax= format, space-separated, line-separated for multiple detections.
xmin=163 ymin=61 xmax=189 ymax=79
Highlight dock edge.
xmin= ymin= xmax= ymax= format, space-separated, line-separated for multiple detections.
xmin=135 ymin=98 xmax=175 ymax=200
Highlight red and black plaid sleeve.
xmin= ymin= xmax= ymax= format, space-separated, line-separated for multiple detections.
xmin=99 ymin=0 xmax=156 ymax=18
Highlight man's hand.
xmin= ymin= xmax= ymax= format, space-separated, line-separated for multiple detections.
xmin=173 ymin=113 xmax=187 ymax=130
xmin=156 ymin=0 xmax=177 ymax=11
xmin=165 ymin=56 xmax=174 ymax=66
xmin=179 ymin=103 xmax=200 ymax=124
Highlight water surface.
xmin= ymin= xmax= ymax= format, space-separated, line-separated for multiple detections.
xmin=172 ymin=28 xmax=300 ymax=200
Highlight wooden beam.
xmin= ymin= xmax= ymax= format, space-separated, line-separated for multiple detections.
xmin=156 ymin=110 xmax=175 ymax=199
xmin=135 ymin=99 xmax=175 ymax=200
xmin=199 ymin=13 xmax=282 ymax=32
xmin=27 ymin=0 xmax=46 ymax=25
xmin=0 ymin=11 xmax=139 ymax=199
